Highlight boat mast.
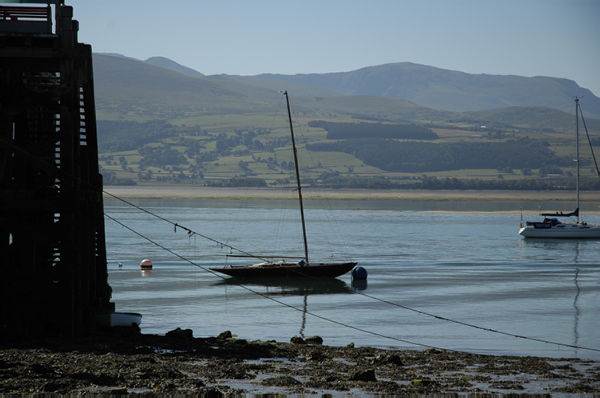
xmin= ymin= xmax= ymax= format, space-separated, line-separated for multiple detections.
xmin=284 ymin=91 xmax=310 ymax=264
xmin=576 ymin=97 xmax=580 ymax=223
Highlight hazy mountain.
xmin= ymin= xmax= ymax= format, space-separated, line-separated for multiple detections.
xmin=255 ymin=62 xmax=600 ymax=119
xmin=96 ymin=52 xmax=139 ymax=61
xmin=144 ymin=56 xmax=205 ymax=78
xmin=91 ymin=53 xmax=600 ymax=132
xmin=92 ymin=53 xmax=450 ymax=121
xmin=92 ymin=54 xmax=274 ymax=117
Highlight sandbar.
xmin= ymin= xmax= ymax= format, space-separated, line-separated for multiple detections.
xmin=104 ymin=185 xmax=600 ymax=202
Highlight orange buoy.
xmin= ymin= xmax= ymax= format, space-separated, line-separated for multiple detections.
xmin=140 ymin=259 xmax=153 ymax=270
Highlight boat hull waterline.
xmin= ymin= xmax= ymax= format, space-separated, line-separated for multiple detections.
xmin=519 ymin=224 xmax=600 ymax=238
xmin=210 ymin=262 xmax=357 ymax=279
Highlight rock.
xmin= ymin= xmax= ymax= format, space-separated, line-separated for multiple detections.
xmin=349 ymin=369 xmax=377 ymax=382
xmin=261 ymin=375 xmax=302 ymax=387
xmin=114 ymin=324 xmax=141 ymax=337
xmin=412 ymin=378 xmax=435 ymax=386
xmin=42 ymin=382 xmax=61 ymax=392
xmin=305 ymin=335 xmax=323 ymax=345
xmin=131 ymin=322 xmax=141 ymax=333
xmin=166 ymin=327 xmax=193 ymax=340
xmin=306 ymin=352 xmax=328 ymax=361
xmin=387 ymin=354 xmax=404 ymax=366
xmin=228 ymin=338 xmax=247 ymax=345
xmin=373 ymin=354 xmax=403 ymax=366
xmin=203 ymin=387 xmax=224 ymax=398
xmin=218 ymin=330 xmax=232 ymax=339
xmin=290 ymin=336 xmax=306 ymax=344
xmin=30 ymin=363 xmax=54 ymax=374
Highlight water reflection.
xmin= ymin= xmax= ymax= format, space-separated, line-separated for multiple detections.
xmin=518 ymin=239 xmax=589 ymax=263
xmin=573 ymin=268 xmax=580 ymax=349
xmin=352 ymin=279 xmax=368 ymax=291
xmin=215 ymin=277 xmax=353 ymax=339
xmin=214 ymin=277 xmax=352 ymax=296
xmin=300 ymin=295 xmax=307 ymax=338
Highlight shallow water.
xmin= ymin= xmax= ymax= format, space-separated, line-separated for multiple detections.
xmin=104 ymin=198 xmax=600 ymax=359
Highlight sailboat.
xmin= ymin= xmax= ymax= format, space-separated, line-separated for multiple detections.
xmin=519 ymin=98 xmax=600 ymax=238
xmin=210 ymin=92 xmax=357 ymax=278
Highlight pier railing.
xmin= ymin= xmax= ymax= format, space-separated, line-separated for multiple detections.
xmin=0 ymin=5 xmax=52 ymax=33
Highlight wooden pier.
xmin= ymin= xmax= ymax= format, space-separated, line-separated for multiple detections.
xmin=1 ymin=2 xmax=113 ymax=337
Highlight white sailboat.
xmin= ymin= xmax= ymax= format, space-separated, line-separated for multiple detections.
xmin=519 ymin=98 xmax=600 ymax=238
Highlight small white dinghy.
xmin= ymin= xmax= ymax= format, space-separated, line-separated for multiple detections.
xmin=97 ymin=312 xmax=142 ymax=328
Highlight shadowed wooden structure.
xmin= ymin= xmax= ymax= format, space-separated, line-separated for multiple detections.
xmin=0 ymin=1 xmax=113 ymax=337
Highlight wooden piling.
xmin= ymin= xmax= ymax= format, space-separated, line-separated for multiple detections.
xmin=0 ymin=3 xmax=113 ymax=338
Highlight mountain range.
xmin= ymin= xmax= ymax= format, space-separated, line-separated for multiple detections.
xmin=257 ymin=63 xmax=600 ymax=118
xmin=91 ymin=53 xmax=600 ymax=135
xmin=94 ymin=53 xmax=600 ymax=121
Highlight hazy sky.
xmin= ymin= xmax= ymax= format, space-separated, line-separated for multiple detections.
xmin=67 ymin=0 xmax=600 ymax=96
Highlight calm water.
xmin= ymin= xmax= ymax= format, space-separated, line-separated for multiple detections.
xmin=104 ymin=197 xmax=600 ymax=359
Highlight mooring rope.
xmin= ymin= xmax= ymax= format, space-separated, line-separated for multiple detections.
xmin=102 ymin=190 xmax=271 ymax=263
xmin=104 ymin=212 xmax=441 ymax=351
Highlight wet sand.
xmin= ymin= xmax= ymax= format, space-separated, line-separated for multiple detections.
xmin=103 ymin=186 xmax=600 ymax=214
xmin=104 ymin=185 xmax=600 ymax=202
xmin=2 ymin=327 xmax=598 ymax=395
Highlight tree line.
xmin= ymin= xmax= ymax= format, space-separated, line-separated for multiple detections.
xmin=307 ymin=138 xmax=569 ymax=172
xmin=418 ymin=176 xmax=600 ymax=191
xmin=308 ymin=120 xmax=439 ymax=140
xmin=97 ymin=120 xmax=191 ymax=153
xmin=291 ymin=173 xmax=600 ymax=191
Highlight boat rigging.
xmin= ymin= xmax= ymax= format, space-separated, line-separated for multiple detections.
xmin=519 ymin=98 xmax=600 ymax=238
xmin=210 ymin=91 xmax=357 ymax=278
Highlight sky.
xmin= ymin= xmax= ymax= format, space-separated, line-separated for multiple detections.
xmin=63 ymin=0 xmax=600 ymax=96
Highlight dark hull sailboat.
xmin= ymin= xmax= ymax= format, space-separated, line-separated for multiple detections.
xmin=210 ymin=92 xmax=357 ymax=279
xmin=212 ymin=261 xmax=357 ymax=279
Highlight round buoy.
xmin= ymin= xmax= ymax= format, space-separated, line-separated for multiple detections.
xmin=140 ymin=259 xmax=153 ymax=270
xmin=352 ymin=266 xmax=367 ymax=280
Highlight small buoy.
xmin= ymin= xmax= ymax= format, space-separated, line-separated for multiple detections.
xmin=140 ymin=259 xmax=153 ymax=270
xmin=352 ymin=266 xmax=367 ymax=280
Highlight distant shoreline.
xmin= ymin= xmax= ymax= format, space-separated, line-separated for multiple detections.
xmin=103 ymin=186 xmax=600 ymax=214
xmin=103 ymin=185 xmax=600 ymax=202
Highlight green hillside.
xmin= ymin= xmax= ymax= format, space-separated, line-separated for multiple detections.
xmin=93 ymin=54 xmax=600 ymax=190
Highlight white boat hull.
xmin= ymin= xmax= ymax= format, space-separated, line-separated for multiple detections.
xmin=97 ymin=312 xmax=142 ymax=328
xmin=519 ymin=223 xmax=600 ymax=238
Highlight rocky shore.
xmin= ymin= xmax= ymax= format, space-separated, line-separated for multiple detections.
xmin=2 ymin=326 xmax=599 ymax=395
